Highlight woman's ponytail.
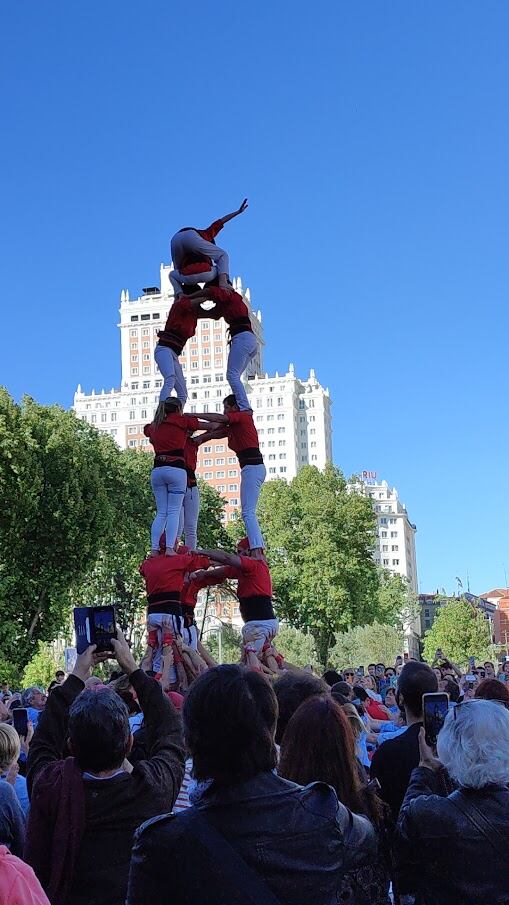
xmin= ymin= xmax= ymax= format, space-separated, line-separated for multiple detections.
xmin=152 ymin=397 xmax=182 ymax=428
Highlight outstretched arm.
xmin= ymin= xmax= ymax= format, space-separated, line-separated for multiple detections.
xmin=219 ymin=198 xmax=248 ymax=225
xmin=194 ymin=413 xmax=229 ymax=423
xmin=195 ymin=426 xmax=229 ymax=444
xmin=197 ymin=549 xmax=243 ymax=570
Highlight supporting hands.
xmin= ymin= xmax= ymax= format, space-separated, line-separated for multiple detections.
xmin=72 ymin=645 xmax=110 ymax=683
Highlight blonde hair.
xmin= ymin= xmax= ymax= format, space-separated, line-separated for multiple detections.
xmin=341 ymin=703 xmax=366 ymax=740
xmin=0 ymin=724 xmax=20 ymax=771
xmin=152 ymin=398 xmax=182 ymax=428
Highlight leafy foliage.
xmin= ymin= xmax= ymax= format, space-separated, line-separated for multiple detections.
xmin=328 ymin=621 xmax=404 ymax=671
xmin=22 ymin=642 xmax=62 ymax=690
xmin=422 ymin=597 xmax=495 ymax=666
xmin=257 ymin=465 xmax=380 ymax=664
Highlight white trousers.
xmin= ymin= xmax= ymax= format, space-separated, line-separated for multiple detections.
xmin=240 ymin=463 xmax=266 ymax=549
xmin=147 ymin=612 xmax=183 ymax=678
xmin=181 ymin=621 xmax=199 ymax=651
xmin=169 ymin=267 xmax=217 ymax=295
xmin=170 ymin=230 xmax=229 ymax=290
xmin=242 ymin=618 xmax=279 ymax=654
xmin=227 ymin=332 xmax=258 ymax=411
xmin=150 ymin=466 xmax=187 ymax=550
xmin=154 ymin=345 xmax=187 ymax=404
xmin=177 ymin=484 xmax=200 ymax=551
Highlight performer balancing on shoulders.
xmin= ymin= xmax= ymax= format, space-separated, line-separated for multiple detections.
xmin=169 ymin=199 xmax=248 ymax=298
xmin=192 ymin=539 xmax=280 ymax=673
xmin=154 ymin=295 xmax=208 ymax=404
xmin=144 ymin=400 xmax=211 ymax=555
xmin=185 ymin=285 xmax=258 ymax=412
xmin=195 ymin=396 xmax=265 ymax=552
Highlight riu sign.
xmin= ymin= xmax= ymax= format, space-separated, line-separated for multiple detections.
xmin=362 ymin=471 xmax=377 ymax=481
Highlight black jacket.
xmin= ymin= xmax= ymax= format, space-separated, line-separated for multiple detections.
xmin=25 ymin=670 xmax=185 ymax=905
xmin=370 ymin=722 xmax=422 ymax=822
xmin=395 ymin=766 xmax=509 ymax=904
xmin=126 ymin=771 xmax=377 ymax=905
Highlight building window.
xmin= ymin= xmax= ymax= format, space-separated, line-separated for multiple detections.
xmin=216 ymin=458 xmax=225 ymax=465
xmin=129 ymin=411 xmax=136 ymax=420
xmin=128 ymin=427 xmax=137 ymax=435
xmin=152 ymin=313 xmax=160 ymax=319
xmin=391 ymin=545 xmax=399 ymax=552
xmin=380 ymin=518 xmax=388 ymax=525
xmin=91 ymin=415 xmax=97 ymax=424
xmin=111 ymin=413 xmax=116 ymax=422
xmin=204 ymin=472 xmax=213 ymax=480
xmin=155 ymin=380 xmax=162 ymax=387
xmin=278 ymin=427 xmax=285 ymax=434
xmin=393 ymin=559 xmax=400 ymax=566
xmin=203 ymin=459 xmax=212 ymax=466
xmin=311 ymin=455 xmax=317 ymax=461
xmin=383 ymin=558 xmax=389 ymax=566
xmin=381 ymin=531 xmax=387 ymax=538
xmin=215 ymin=374 xmax=223 ymax=382
xmin=143 ymin=381 xmax=150 ymax=389
xmin=279 ymin=467 xmax=287 ymax=473
xmin=229 ymin=484 xmax=238 ymax=491
xmin=257 ymin=398 xmax=263 ymax=408
xmin=204 ymin=376 xmax=212 ymax=384
xmin=277 ymin=414 xmax=284 ymax=421
xmin=228 ymin=456 xmax=236 ymax=464
xmin=203 ymin=446 xmax=212 ymax=453
xmin=141 ymin=314 xmax=150 ymax=321
xmin=279 ymin=440 xmax=285 ymax=447
xmin=230 ymin=497 xmax=238 ymax=505
xmin=216 ymin=471 xmax=225 ymax=478
xmin=130 ymin=315 xmax=138 ymax=322
xmin=101 ymin=414 xmax=107 ymax=423
xmin=277 ymin=397 xmax=284 ymax=406
xmin=228 ymin=469 xmax=237 ymax=477
xmin=382 ymin=545 xmax=389 ymax=552
xmin=269 ymin=467 xmax=276 ymax=474
xmin=279 ymin=453 xmax=286 ymax=460
xmin=267 ymin=415 xmax=274 ymax=422
xmin=269 ymin=454 xmax=276 ymax=461
xmin=266 ymin=398 xmax=273 ymax=408
xmin=216 ymin=445 xmax=225 ymax=452
xmin=128 ymin=440 xmax=137 ymax=447
xmin=141 ymin=409 xmax=147 ymax=419
xmin=391 ymin=531 xmax=397 ymax=538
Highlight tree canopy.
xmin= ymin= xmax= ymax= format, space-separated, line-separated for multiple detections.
xmin=422 ymin=597 xmax=494 ymax=666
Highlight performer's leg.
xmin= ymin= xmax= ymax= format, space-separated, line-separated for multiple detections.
xmin=154 ymin=345 xmax=176 ymax=402
xmin=150 ymin=468 xmax=171 ymax=552
xmin=184 ymin=484 xmax=200 ymax=551
xmin=240 ymin=464 xmax=266 ymax=550
xmin=226 ymin=333 xmax=258 ymax=411
xmin=172 ymin=353 xmax=188 ymax=406
xmin=164 ymin=468 xmax=187 ymax=549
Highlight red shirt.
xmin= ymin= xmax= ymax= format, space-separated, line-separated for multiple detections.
xmin=365 ymin=699 xmax=390 ymax=721
xmin=178 ymin=220 xmax=224 ymax=268
xmin=144 ymin=414 xmax=199 ymax=457
xmin=140 ymin=553 xmax=210 ymax=597
xmin=227 ymin=411 xmax=260 ymax=455
xmin=157 ymin=298 xmax=199 ymax=353
xmin=206 ymin=287 xmax=252 ymax=330
xmin=224 ymin=557 xmax=272 ymax=599
xmin=184 ymin=437 xmax=198 ymax=472
xmin=182 ymin=570 xmax=222 ymax=609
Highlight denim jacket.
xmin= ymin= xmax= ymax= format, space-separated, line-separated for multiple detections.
xmin=127 ymin=771 xmax=377 ymax=905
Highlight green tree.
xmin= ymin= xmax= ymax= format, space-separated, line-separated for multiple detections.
xmin=328 ymin=621 xmax=404 ymax=671
xmin=423 ymin=598 xmax=494 ymax=666
xmin=0 ymin=391 xmax=117 ymax=667
xmin=276 ymin=625 xmax=320 ymax=670
xmin=257 ymin=465 xmax=380 ymax=665
xmin=376 ymin=571 xmax=420 ymax=631
xmin=22 ymin=642 xmax=61 ymax=689
xmin=0 ymin=656 xmax=22 ymax=689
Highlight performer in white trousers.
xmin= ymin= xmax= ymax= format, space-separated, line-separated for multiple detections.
xmin=177 ymin=435 xmax=200 ymax=552
xmin=154 ymin=296 xmax=207 ymax=404
xmin=143 ymin=399 xmax=203 ymax=553
xmin=194 ymin=397 xmax=265 ymax=551
xmin=184 ymin=286 xmax=258 ymax=412
xmin=169 ymin=199 xmax=248 ymax=298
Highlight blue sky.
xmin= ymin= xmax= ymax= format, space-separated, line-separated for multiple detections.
xmin=1 ymin=1 xmax=508 ymax=595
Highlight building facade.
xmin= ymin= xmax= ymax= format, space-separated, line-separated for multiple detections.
xmin=74 ymin=263 xmax=332 ymax=521
xmin=357 ymin=474 xmax=418 ymax=594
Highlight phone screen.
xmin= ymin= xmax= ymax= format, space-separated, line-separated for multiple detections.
xmin=92 ymin=607 xmax=116 ymax=652
xmin=13 ymin=708 xmax=28 ymax=738
xmin=423 ymin=693 xmax=449 ymax=747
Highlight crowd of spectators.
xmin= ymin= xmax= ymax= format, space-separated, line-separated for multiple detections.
xmin=0 ymin=641 xmax=508 ymax=904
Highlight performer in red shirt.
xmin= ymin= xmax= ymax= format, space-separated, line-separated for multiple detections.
xmin=193 ymin=539 xmax=280 ymax=672
xmin=139 ymin=548 xmax=209 ymax=681
xmin=194 ymin=396 xmax=266 ymax=551
xmin=176 ymin=435 xmax=200 ymax=552
xmin=184 ymin=285 xmax=259 ymax=411
xmin=144 ymin=399 xmax=206 ymax=553
xmin=169 ymin=199 xmax=248 ymax=297
xmin=154 ymin=295 xmax=208 ymax=403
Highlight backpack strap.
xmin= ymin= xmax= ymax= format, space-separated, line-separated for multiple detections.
xmin=450 ymin=790 xmax=508 ymax=858
xmin=179 ymin=809 xmax=282 ymax=905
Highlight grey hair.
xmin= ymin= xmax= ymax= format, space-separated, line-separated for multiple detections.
xmin=21 ymin=686 xmax=41 ymax=707
xmin=437 ymin=700 xmax=509 ymax=789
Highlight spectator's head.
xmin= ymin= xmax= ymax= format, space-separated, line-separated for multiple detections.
xmin=343 ymin=668 xmax=356 ymax=685
xmin=273 ymin=671 xmax=328 ymax=744
xmin=0 ymin=724 xmax=20 ymax=772
xmin=47 ymin=680 xmax=59 ymax=694
xmin=322 ymin=670 xmax=342 ymax=688
xmin=385 ymin=667 xmax=396 ymax=679
xmin=352 ymin=685 xmax=369 ymax=702
xmin=375 ymin=663 xmax=385 ymax=677
xmin=223 ymin=394 xmax=239 ymax=414
xmin=331 ymin=681 xmax=353 ymax=703
xmin=367 ymin=664 xmax=377 ymax=677
xmin=502 ymin=661 xmax=509 ymax=677
xmin=483 ymin=661 xmax=496 ymax=678
xmin=475 ymin=678 xmax=509 ymax=705
xmin=279 ymin=696 xmax=365 ymax=814
xmin=397 ymin=662 xmax=438 ymax=720
xmin=184 ymin=664 xmax=277 ymax=785
xmin=395 ymin=655 xmax=403 ymax=667
xmin=361 ymin=675 xmax=377 ymax=692
xmin=85 ymin=676 xmax=103 ymax=690
xmin=111 ymin=675 xmax=141 ymax=715
xmin=69 ymin=688 xmax=132 ymax=773
xmin=341 ymin=702 xmax=367 ymax=740
xmin=438 ymin=700 xmax=509 ymax=789
xmin=385 ymin=687 xmax=397 ymax=709
xmin=439 ymin=678 xmax=460 ymax=703
xmin=1 ymin=682 xmax=10 ymax=694
xmin=55 ymin=670 xmax=65 ymax=685
xmin=22 ymin=687 xmax=46 ymax=711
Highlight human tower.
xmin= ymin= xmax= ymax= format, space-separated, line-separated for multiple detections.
xmin=139 ymin=200 xmax=284 ymax=692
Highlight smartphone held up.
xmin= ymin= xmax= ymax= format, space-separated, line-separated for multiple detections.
xmin=73 ymin=606 xmax=117 ymax=654
xmin=423 ymin=692 xmax=449 ymax=748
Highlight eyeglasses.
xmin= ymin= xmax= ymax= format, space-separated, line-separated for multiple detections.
xmin=453 ymin=698 xmax=509 ymax=719
xmin=344 ymin=672 xmax=355 ymax=677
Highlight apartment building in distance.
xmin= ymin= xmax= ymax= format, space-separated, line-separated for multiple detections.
xmin=74 ymin=263 xmax=333 ymax=522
